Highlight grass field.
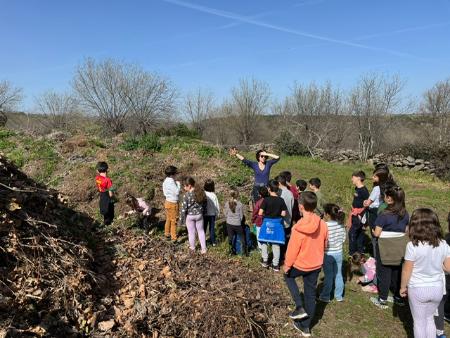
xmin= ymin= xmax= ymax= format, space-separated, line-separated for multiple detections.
xmin=206 ymin=153 xmax=450 ymax=337
xmin=1 ymin=129 xmax=449 ymax=337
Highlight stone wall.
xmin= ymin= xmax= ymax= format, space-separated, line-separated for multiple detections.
xmin=324 ymin=149 xmax=437 ymax=175
xmin=371 ymin=153 xmax=437 ymax=174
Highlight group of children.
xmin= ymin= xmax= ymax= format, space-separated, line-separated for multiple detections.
xmin=95 ymin=152 xmax=450 ymax=338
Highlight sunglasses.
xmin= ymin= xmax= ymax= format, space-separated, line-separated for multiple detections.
xmin=260 ymin=155 xmax=268 ymax=159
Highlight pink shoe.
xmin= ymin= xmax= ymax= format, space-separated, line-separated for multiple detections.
xmin=361 ymin=285 xmax=378 ymax=293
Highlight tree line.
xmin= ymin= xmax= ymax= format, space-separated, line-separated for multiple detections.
xmin=0 ymin=58 xmax=449 ymax=160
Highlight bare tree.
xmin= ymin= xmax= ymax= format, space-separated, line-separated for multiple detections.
xmin=122 ymin=71 xmax=177 ymax=135
xmin=349 ymin=74 xmax=404 ymax=160
xmin=184 ymin=88 xmax=215 ymax=137
xmin=73 ymin=58 xmax=177 ymax=135
xmin=279 ymin=82 xmax=347 ymax=157
xmin=35 ymin=91 xmax=79 ymax=130
xmin=0 ymin=80 xmax=23 ymax=127
xmin=73 ymin=58 xmax=131 ymax=134
xmin=230 ymin=78 xmax=270 ymax=144
xmin=421 ymin=78 xmax=450 ymax=145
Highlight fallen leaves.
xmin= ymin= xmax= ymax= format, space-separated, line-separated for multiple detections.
xmin=94 ymin=229 xmax=290 ymax=337
xmin=0 ymin=154 xmax=96 ymax=336
xmin=98 ymin=319 xmax=115 ymax=332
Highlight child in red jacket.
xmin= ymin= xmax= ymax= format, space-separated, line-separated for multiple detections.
xmin=95 ymin=161 xmax=115 ymax=226
xmin=283 ymin=191 xmax=328 ymax=337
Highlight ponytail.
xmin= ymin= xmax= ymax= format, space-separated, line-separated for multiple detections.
xmin=229 ymin=190 xmax=239 ymax=213
xmin=324 ymin=203 xmax=345 ymax=224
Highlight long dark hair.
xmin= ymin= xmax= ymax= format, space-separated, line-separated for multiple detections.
xmin=409 ymin=208 xmax=443 ymax=247
xmin=384 ymin=186 xmax=406 ymax=218
xmin=229 ymin=190 xmax=239 ymax=213
xmin=374 ymin=167 xmax=395 ymax=198
xmin=324 ymin=203 xmax=345 ymax=224
xmin=183 ymin=176 xmax=206 ymax=204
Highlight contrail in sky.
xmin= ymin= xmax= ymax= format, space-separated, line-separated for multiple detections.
xmin=162 ymin=0 xmax=425 ymax=60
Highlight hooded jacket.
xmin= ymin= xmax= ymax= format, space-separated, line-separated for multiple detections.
xmin=284 ymin=211 xmax=328 ymax=272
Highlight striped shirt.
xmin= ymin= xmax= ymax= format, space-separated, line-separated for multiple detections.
xmin=325 ymin=221 xmax=346 ymax=254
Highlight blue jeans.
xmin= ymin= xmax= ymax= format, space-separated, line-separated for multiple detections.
xmin=320 ymin=252 xmax=344 ymax=301
xmin=234 ymin=225 xmax=253 ymax=253
xmin=203 ymin=215 xmax=216 ymax=245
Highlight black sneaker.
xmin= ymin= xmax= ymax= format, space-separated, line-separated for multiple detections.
xmin=293 ymin=321 xmax=311 ymax=337
xmin=393 ymin=296 xmax=405 ymax=307
xmin=444 ymin=316 xmax=450 ymax=323
xmin=289 ymin=306 xmax=308 ymax=320
xmin=272 ymin=264 xmax=280 ymax=272
xmin=260 ymin=259 xmax=269 ymax=268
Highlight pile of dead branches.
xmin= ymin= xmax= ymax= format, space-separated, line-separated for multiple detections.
xmin=0 ymin=153 xmax=96 ymax=337
xmin=96 ymin=229 xmax=290 ymax=338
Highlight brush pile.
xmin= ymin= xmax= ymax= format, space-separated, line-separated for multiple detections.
xmin=95 ymin=229 xmax=291 ymax=338
xmin=0 ymin=153 xmax=96 ymax=337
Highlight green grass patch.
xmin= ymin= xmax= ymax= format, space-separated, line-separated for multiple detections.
xmin=120 ymin=133 xmax=162 ymax=152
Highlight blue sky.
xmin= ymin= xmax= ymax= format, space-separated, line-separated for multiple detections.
xmin=1 ymin=0 xmax=450 ymax=110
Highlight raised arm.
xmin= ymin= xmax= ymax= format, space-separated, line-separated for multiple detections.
xmin=260 ymin=151 xmax=280 ymax=160
xmin=229 ymin=147 xmax=245 ymax=161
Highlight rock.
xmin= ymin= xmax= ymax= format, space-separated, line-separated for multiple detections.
xmin=394 ymin=161 xmax=403 ymax=167
xmin=98 ymin=319 xmax=115 ymax=331
xmin=412 ymin=164 xmax=425 ymax=172
xmin=406 ymin=156 xmax=415 ymax=163
xmin=415 ymin=159 xmax=425 ymax=164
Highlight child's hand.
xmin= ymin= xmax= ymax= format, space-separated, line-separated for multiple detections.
xmin=283 ymin=265 xmax=290 ymax=274
xmin=363 ymin=200 xmax=370 ymax=207
xmin=399 ymin=287 xmax=407 ymax=297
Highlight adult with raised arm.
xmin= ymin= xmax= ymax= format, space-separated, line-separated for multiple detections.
xmin=229 ymin=147 xmax=280 ymax=203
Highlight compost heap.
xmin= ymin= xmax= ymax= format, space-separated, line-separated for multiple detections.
xmin=0 ymin=153 xmax=96 ymax=337
xmin=97 ymin=229 xmax=290 ymax=337
xmin=0 ymin=153 xmax=291 ymax=337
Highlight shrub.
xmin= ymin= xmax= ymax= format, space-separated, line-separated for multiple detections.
xmin=221 ymin=169 xmax=251 ymax=188
xmin=120 ymin=134 xmax=161 ymax=152
xmin=121 ymin=137 xmax=140 ymax=151
xmin=0 ymin=129 xmax=16 ymax=139
xmin=274 ymin=130 xmax=309 ymax=156
xmin=197 ymin=144 xmax=218 ymax=159
xmin=139 ymin=133 xmax=161 ymax=152
xmin=160 ymin=136 xmax=194 ymax=153
xmin=156 ymin=123 xmax=200 ymax=139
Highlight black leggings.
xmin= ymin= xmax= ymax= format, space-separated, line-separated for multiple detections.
xmin=227 ymin=224 xmax=246 ymax=254
xmin=99 ymin=192 xmax=114 ymax=225
xmin=375 ymin=243 xmax=401 ymax=300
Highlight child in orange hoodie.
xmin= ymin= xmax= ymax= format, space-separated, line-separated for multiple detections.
xmin=283 ymin=191 xmax=328 ymax=337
